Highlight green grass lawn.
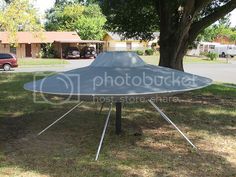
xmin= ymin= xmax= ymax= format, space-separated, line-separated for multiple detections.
xmin=18 ymin=58 xmax=69 ymax=67
xmin=18 ymin=55 xmax=230 ymax=68
xmin=0 ymin=73 xmax=236 ymax=177
xmin=141 ymin=54 xmax=229 ymax=65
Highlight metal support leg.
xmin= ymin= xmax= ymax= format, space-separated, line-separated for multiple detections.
xmin=99 ymin=102 xmax=105 ymax=114
xmin=95 ymin=103 xmax=113 ymax=161
xmin=116 ymin=102 xmax=122 ymax=135
xmin=148 ymin=100 xmax=197 ymax=149
xmin=37 ymin=102 xmax=83 ymax=136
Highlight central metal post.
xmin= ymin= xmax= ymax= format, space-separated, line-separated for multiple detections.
xmin=115 ymin=102 xmax=122 ymax=134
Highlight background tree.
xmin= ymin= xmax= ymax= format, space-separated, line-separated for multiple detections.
xmin=198 ymin=14 xmax=236 ymax=42
xmin=101 ymin=0 xmax=236 ymax=71
xmin=0 ymin=0 xmax=43 ymax=44
xmin=218 ymin=13 xmax=231 ymax=27
xmin=45 ymin=3 xmax=106 ymax=40
xmin=0 ymin=0 xmax=11 ymax=4
xmin=55 ymin=0 xmax=98 ymax=6
xmin=75 ymin=5 xmax=106 ymax=39
xmin=198 ymin=25 xmax=236 ymax=42
xmin=0 ymin=0 xmax=11 ymax=10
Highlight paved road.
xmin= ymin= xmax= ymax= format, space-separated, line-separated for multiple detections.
xmin=185 ymin=63 xmax=236 ymax=84
xmin=1 ymin=59 xmax=236 ymax=84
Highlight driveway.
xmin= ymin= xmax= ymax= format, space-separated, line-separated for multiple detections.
xmin=1 ymin=60 xmax=236 ymax=84
xmin=184 ymin=63 xmax=236 ymax=84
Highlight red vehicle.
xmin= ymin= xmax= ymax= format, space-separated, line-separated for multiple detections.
xmin=0 ymin=53 xmax=18 ymax=71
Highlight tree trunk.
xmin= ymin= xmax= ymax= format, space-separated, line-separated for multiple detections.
xmin=158 ymin=25 xmax=190 ymax=71
xmin=159 ymin=35 xmax=186 ymax=71
xmin=158 ymin=0 xmax=193 ymax=72
xmin=158 ymin=0 xmax=236 ymax=71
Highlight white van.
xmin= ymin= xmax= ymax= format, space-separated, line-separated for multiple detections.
xmin=199 ymin=42 xmax=221 ymax=53
xmin=187 ymin=42 xmax=236 ymax=57
xmin=214 ymin=45 xmax=236 ymax=57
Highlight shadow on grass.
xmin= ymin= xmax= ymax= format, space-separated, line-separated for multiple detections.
xmin=0 ymin=101 xmax=236 ymax=177
xmin=0 ymin=74 xmax=236 ymax=176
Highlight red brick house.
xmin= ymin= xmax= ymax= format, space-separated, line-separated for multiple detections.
xmin=214 ymin=35 xmax=236 ymax=45
xmin=0 ymin=31 xmax=104 ymax=58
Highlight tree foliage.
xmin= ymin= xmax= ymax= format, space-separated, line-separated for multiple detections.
xmin=197 ymin=14 xmax=236 ymax=42
xmin=101 ymin=0 xmax=235 ymax=40
xmin=218 ymin=13 xmax=231 ymax=27
xmin=55 ymin=0 xmax=98 ymax=6
xmin=102 ymin=0 xmax=159 ymax=40
xmin=0 ymin=0 xmax=43 ymax=44
xmin=100 ymin=0 xmax=236 ymax=70
xmin=45 ymin=3 xmax=106 ymax=40
xmin=199 ymin=24 xmax=236 ymax=42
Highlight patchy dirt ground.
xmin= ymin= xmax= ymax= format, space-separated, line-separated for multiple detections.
xmin=0 ymin=73 xmax=236 ymax=177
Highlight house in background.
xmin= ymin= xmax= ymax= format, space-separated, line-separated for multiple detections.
xmin=214 ymin=35 xmax=236 ymax=45
xmin=103 ymin=32 xmax=148 ymax=51
xmin=147 ymin=32 xmax=160 ymax=50
xmin=0 ymin=32 xmax=104 ymax=58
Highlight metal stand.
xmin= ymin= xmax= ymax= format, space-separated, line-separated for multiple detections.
xmin=115 ymin=102 xmax=122 ymax=135
xmin=148 ymin=100 xmax=197 ymax=149
xmin=99 ymin=102 xmax=105 ymax=114
xmin=95 ymin=103 xmax=113 ymax=161
xmin=37 ymin=102 xmax=83 ymax=136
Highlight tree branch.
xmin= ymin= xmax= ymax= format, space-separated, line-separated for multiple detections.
xmin=194 ymin=0 xmax=213 ymax=13
xmin=189 ymin=0 xmax=236 ymax=43
xmin=154 ymin=0 xmax=160 ymax=16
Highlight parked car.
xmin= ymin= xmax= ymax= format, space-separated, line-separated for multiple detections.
xmin=80 ymin=46 xmax=96 ymax=58
xmin=0 ymin=53 xmax=18 ymax=71
xmin=65 ymin=47 xmax=80 ymax=59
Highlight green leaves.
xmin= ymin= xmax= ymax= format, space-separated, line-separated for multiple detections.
xmin=101 ymin=0 xmax=159 ymax=40
xmin=199 ymin=24 xmax=236 ymax=42
xmin=75 ymin=15 xmax=106 ymax=40
xmin=0 ymin=0 xmax=43 ymax=45
xmin=45 ymin=4 xmax=106 ymax=40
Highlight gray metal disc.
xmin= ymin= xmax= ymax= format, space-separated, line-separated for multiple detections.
xmin=24 ymin=51 xmax=212 ymax=101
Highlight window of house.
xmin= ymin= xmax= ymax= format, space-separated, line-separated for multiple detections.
xmin=126 ymin=42 xmax=132 ymax=50
xmin=10 ymin=46 xmax=17 ymax=54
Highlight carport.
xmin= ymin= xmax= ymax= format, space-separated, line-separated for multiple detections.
xmin=54 ymin=39 xmax=105 ymax=59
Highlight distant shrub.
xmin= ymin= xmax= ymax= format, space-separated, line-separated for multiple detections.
xmin=40 ymin=44 xmax=57 ymax=58
xmin=206 ymin=52 xmax=218 ymax=60
xmin=136 ymin=50 xmax=144 ymax=55
xmin=200 ymin=52 xmax=208 ymax=56
xmin=151 ymin=42 xmax=157 ymax=48
xmin=145 ymin=49 xmax=154 ymax=55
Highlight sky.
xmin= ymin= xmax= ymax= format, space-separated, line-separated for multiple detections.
xmin=34 ymin=0 xmax=55 ymax=15
xmin=34 ymin=0 xmax=236 ymax=27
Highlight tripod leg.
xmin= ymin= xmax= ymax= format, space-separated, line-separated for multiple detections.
xmin=116 ymin=102 xmax=122 ymax=135
xmin=99 ymin=102 xmax=105 ymax=114
xmin=37 ymin=102 xmax=83 ymax=136
xmin=95 ymin=103 xmax=113 ymax=161
xmin=148 ymin=100 xmax=197 ymax=149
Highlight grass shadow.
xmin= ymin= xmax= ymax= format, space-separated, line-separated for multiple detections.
xmin=0 ymin=74 xmax=236 ymax=176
